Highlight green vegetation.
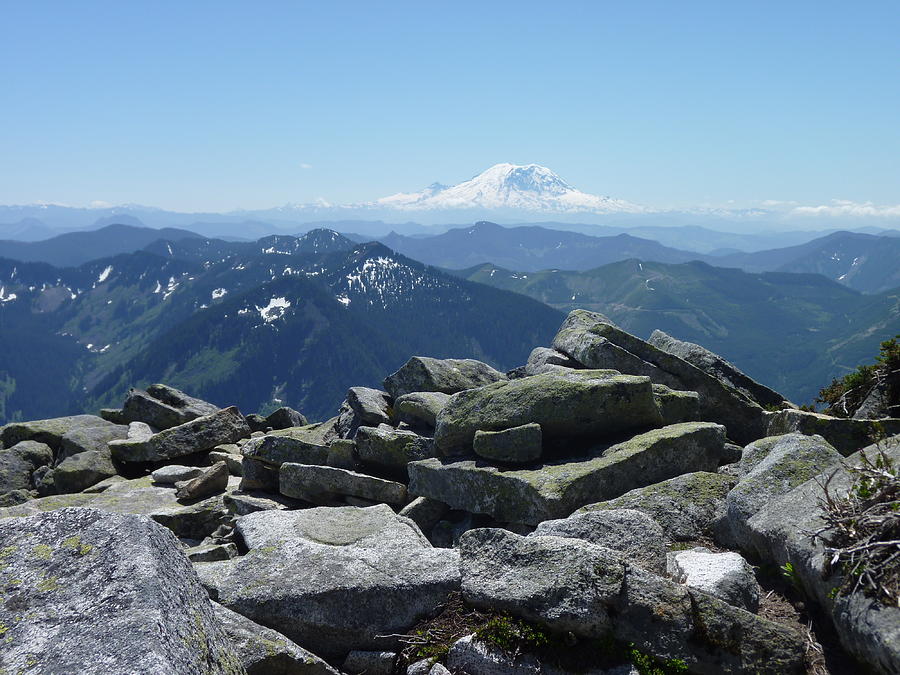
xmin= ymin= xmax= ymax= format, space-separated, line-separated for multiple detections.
xmin=816 ymin=336 xmax=899 ymax=418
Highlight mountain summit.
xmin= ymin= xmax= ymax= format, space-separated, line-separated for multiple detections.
xmin=375 ymin=163 xmax=643 ymax=214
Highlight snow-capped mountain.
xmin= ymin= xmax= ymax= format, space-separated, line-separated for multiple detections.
xmin=374 ymin=163 xmax=643 ymax=214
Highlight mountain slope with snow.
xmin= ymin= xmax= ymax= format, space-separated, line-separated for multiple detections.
xmin=374 ymin=163 xmax=643 ymax=214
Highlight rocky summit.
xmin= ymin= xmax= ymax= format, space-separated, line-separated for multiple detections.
xmin=0 ymin=310 xmax=898 ymax=675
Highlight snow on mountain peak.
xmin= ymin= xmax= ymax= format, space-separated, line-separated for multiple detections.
xmin=374 ymin=163 xmax=642 ymax=214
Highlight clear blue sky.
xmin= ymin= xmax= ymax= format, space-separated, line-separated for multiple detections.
xmin=1 ymin=1 xmax=898 ymax=212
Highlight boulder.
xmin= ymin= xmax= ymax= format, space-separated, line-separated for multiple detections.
xmin=151 ymin=465 xmax=205 ymax=484
xmin=434 ymin=370 xmax=663 ymax=456
xmin=766 ymin=408 xmax=900 ymax=456
xmin=576 ymin=471 xmax=735 ymax=542
xmin=0 ymin=475 xmax=233 ymax=539
xmin=746 ymin=438 xmax=900 ymax=673
xmin=337 ymin=387 xmax=393 ymax=438
xmin=473 ymin=423 xmax=543 ymax=464
xmin=668 ymin=547 xmax=761 ymax=612
xmin=195 ymin=506 xmax=461 ymax=659
xmin=398 ymin=496 xmax=450 ymax=534
xmin=715 ymin=433 xmax=842 ymax=548
xmin=551 ymin=310 xmax=766 ymax=444
xmin=0 ymin=414 xmax=113 ymax=450
xmin=648 ymin=330 xmax=787 ymax=408
xmin=57 ymin=423 xmax=129 ymax=462
xmin=384 ymin=356 xmax=507 ymax=399
xmin=524 ymin=346 xmax=582 ymax=376
xmin=187 ymin=543 xmax=239 ymax=562
xmin=394 ymin=391 xmax=451 ymax=429
xmin=265 ymin=406 xmax=309 ymax=430
xmin=235 ymin=504 xmax=430 ymax=551
xmin=223 ymin=491 xmax=292 ymax=516
xmin=0 ymin=439 xmax=53 ymax=494
xmin=110 ymin=406 xmax=249 ymax=463
xmin=0 ymin=507 xmax=244 ymax=674
xmin=175 ymin=461 xmax=230 ymax=501
xmin=239 ymin=457 xmax=278 ymax=492
xmin=326 ymin=439 xmax=359 ymax=470
xmin=241 ymin=425 xmax=330 ymax=469
xmin=460 ymin=528 xmax=804 ymax=674
xmin=121 ymin=383 xmax=219 ymax=430
xmin=652 ymin=384 xmax=700 ymax=425
xmin=280 ymin=463 xmax=407 ymax=506
xmin=342 ymin=651 xmax=396 ymax=675
xmin=410 ymin=423 xmax=726 ymax=525
xmin=210 ymin=448 xmax=244 ymax=475
xmin=213 ymin=602 xmax=339 ymax=675
xmin=531 ymin=509 xmax=667 ymax=574
xmin=355 ymin=424 xmax=435 ymax=476
xmin=47 ymin=449 xmax=118 ymax=494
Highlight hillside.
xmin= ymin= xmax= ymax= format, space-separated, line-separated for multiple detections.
xmin=0 ymin=223 xmax=204 ymax=267
xmin=455 ymin=259 xmax=900 ymax=403
xmin=0 ymin=231 xmax=563 ymax=423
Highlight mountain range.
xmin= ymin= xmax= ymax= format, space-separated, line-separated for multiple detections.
xmin=0 ymin=231 xmax=563 ymax=424
xmin=454 ymin=258 xmax=900 ymax=403
xmin=5 ymin=164 xmax=900 ymax=233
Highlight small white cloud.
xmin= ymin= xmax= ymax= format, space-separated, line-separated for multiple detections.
xmin=299 ymin=163 xmax=313 ymax=170
xmin=760 ymin=199 xmax=799 ymax=207
xmin=89 ymin=200 xmax=112 ymax=208
xmin=790 ymin=199 xmax=900 ymax=218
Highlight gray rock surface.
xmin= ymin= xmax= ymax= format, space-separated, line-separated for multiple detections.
xmin=175 ymin=461 xmax=230 ymax=500
xmin=524 ymin=346 xmax=582 ymax=376
xmin=342 ymin=651 xmax=396 ymax=675
xmin=110 ymin=406 xmax=249 ymax=463
xmin=394 ymin=391 xmax=451 ymax=429
xmin=223 ymin=491 xmax=292 ymax=516
xmin=210 ymin=448 xmax=244 ymax=475
xmin=384 ymin=356 xmax=507 ymax=399
xmin=551 ymin=310 xmax=766 ymax=444
xmin=57 ymin=423 xmax=129 ymax=462
xmin=355 ymin=424 xmax=435 ymax=475
xmin=0 ymin=439 xmax=53 ymax=494
xmin=473 ymin=423 xmax=543 ymax=464
xmin=265 ymin=406 xmax=308 ymax=430
xmin=746 ymin=437 xmax=900 ymax=674
xmin=187 ymin=542 xmax=239 ymax=562
xmin=235 ymin=504 xmax=430 ymax=551
xmin=0 ymin=475 xmax=233 ymax=539
xmin=766 ymin=409 xmax=900 ymax=456
xmin=649 ymin=329 xmax=786 ymax=408
xmin=337 ymin=387 xmax=393 ymax=438
xmin=668 ymin=547 xmax=761 ymax=612
xmin=213 ymin=602 xmax=338 ymax=675
xmin=279 ymin=463 xmax=407 ymax=506
xmin=411 ymin=423 xmax=726 ymax=525
xmin=652 ymin=384 xmax=700 ymax=425
xmin=1 ymin=414 xmax=113 ymax=449
xmin=0 ymin=507 xmax=244 ymax=674
xmin=152 ymin=465 xmax=205 ymax=484
xmin=576 ymin=471 xmax=735 ymax=541
xmin=434 ymin=370 xmax=663 ymax=456
xmin=399 ymin=496 xmax=450 ymax=533
xmin=716 ymin=433 xmax=842 ymax=547
xmin=121 ymin=383 xmax=220 ymax=430
xmin=531 ymin=509 xmax=667 ymax=574
xmin=47 ymin=449 xmax=118 ymax=494
xmin=196 ymin=507 xmax=461 ymax=659
xmin=240 ymin=425 xmax=330 ymax=469
xmin=460 ymin=528 xmax=804 ymax=674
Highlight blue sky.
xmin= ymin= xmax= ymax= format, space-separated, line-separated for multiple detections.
xmin=1 ymin=1 xmax=898 ymax=212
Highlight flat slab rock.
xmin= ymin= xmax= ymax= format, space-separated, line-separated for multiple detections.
xmin=409 ymin=422 xmax=726 ymax=525
xmin=0 ymin=507 xmax=244 ymax=675
xmin=196 ymin=504 xmax=461 ymax=659
xmin=0 ymin=475 xmax=234 ymax=539
xmin=110 ymin=406 xmax=249 ymax=463
xmin=384 ymin=356 xmax=507 ymax=399
xmin=1 ymin=414 xmax=114 ymax=449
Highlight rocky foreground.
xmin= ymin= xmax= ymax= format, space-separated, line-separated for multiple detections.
xmin=0 ymin=310 xmax=898 ymax=674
